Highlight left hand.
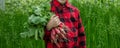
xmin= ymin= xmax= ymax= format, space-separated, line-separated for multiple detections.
xmin=51 ymin=27 xmax=67 ymax=48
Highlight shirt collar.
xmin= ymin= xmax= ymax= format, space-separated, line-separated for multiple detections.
xmin=51 ymin=0 xmax=71 ymax=8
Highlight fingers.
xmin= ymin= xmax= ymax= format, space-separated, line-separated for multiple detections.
xmin=58 ymin=27 xmax=66 ymax=35
xmin=54 ymin=16 xmax=61 ymax=25
xmin=64 ymin=26 xmax=72 ymax=32
xmin=51 ymin=29 xmax=56 ymax=42
xmin=54 ymin=28 xmax=60 ymax=34
xmin=48 ymin=16 xmax=60 ymax=30
xmin=54 ymin=40 xmax=60 ymax=48
xmin=51 ymin=29 xmax=60 ymax=48
xmin=50 ymin=15 xmax=58 ymax=23
xmin=50 ymin=16 xmax=61 ymax=28
xmin=54 ymin=28 xmax=67 ymax=40
xmin=55 ymin=27 xmax=69 ymax=43
xmin=50 ymin=15 xmax=56 ymax=19
xmin=58 ymin=23 xmax=72 ymax=32
xmin=51 ymin=38 xmax=60 ymax=48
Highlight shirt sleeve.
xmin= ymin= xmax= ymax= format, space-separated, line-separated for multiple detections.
xmin=77 ymin=11 xmax=86 ymax=48
xmin=43 ymin=26 xmax=51 ymax=43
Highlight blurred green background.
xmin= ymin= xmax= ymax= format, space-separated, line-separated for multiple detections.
xmin=0 ymin=0 xmax=120 ymax=48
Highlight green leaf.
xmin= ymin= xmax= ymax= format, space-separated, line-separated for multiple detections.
xmin=35 ymin=29 xmax=38 ymax=40
xmin=20 ymin=32 xmax=28 ymax=38
xmin=38 ymin=28 xmax=44 ymax=40
xmin=28 ymin=15 xmax=41 ymax=25
xmin=27 ymin=28 xmax=36 ymax=37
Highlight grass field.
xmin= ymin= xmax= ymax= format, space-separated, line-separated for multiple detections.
xmin=0 ymin=0 xmax=120 ymax=48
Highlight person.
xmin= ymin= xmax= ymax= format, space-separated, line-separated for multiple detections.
xmin=44 ymin=0 xmax=86 ymax=48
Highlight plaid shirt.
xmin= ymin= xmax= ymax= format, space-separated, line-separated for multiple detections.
xmin=44 ymin=0 xmax=86 ymax=48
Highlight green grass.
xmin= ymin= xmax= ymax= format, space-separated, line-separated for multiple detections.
xmin=0 ymin=0 xmax=120 ymax=48
xmin=72 ymin=0 xmax=120 ymax=48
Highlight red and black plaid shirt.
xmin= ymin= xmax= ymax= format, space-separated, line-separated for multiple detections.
xmin=44 ymin=0 xmax=86 ymax=48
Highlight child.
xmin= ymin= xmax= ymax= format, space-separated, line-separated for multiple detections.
xmin=44 ymin=0 xmax=86 ymax=48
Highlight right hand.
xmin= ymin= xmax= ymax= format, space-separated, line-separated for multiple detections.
xmin=47 ymin=15 xmax=61 ymax=30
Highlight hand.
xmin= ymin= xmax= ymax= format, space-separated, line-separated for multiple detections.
xmin=59 ymin=23 xmax=72 ymax=32
xmin=51 ymin=29 xmax=60 ymax=48
xmin=47 ymin=15 xmax=61 ymax=30
xmin=51 ymin=27 xmax=68 ymax=48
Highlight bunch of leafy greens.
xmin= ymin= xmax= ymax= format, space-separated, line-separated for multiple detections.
xmin=20 ymin=1 xmax=53 ymax=40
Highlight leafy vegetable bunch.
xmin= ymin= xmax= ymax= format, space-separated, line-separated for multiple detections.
xmin=20 ymin=1 xmax=52 ymax=40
